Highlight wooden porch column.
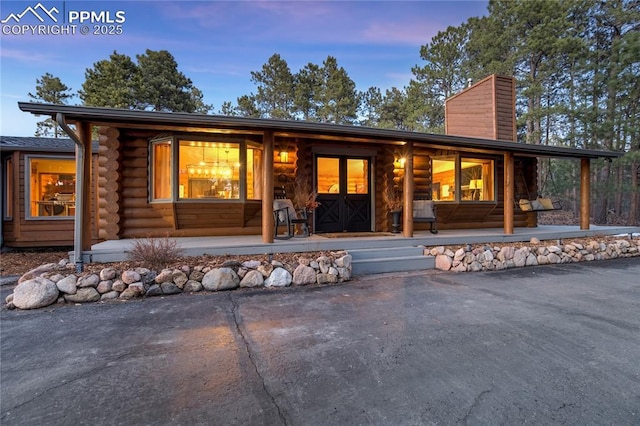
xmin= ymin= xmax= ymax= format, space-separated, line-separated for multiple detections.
xmin=580 ymin=158 xmax=590 ymax=230
xmin=78 ymin=122 xmax=93 ymax=251
xmin=402 ymin=142 xmax=414 ymax=237
xmin=262 ymin=131 xmax=275 ymax=243
xmin=503 ymin=152 xmax=514 ymax=235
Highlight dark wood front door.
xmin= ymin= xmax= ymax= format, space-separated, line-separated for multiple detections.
xmin=315 ymin=156 xmax=371 ymax=233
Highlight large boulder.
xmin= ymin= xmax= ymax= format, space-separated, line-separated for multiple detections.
xmin=292 ymin=264 xmax=316 ymax=286
xmin=202 ymin=268 xmax=240 ymax=291
xmin=435 ymin=254 xmax=452 ymax=271
xmin=13 ymin=277 xmax=59 ymax=309
xmin=64 ymin=288 xmax=100 ymax=303
xmin=264 ymin=267 xmax=292 ymax=288
xmin=18 ymin=263 xmax=57 ymax=284
xmin=56 ymin=275 xmax=78 ymax=295
xmin=239 ymin=270 xmax=264 ymax=288
xmin=183 ymin=280 xmax=203 ymax=293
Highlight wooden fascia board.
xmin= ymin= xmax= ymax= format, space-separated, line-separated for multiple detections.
xmin=18 ymin=102 xmax=621 ymax=160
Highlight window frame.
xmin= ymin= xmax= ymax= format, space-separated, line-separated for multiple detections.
xmin=150 ymin=138 xmax=173 ymax=202
xmin=25 ymin=154 xmax=76 ymax=220
xmin=431 ymin=154 xmax=496 ymax=203
xmin=3 ymin=156 xmax=13 ymax=220
xmin=149 ymin=134 xmax=262 ymax=203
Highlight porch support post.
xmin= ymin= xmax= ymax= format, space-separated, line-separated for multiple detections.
xmin=402 ymin=142 xmax=414 ymax=237
xmin=503 ymin=152 xmax=514 ymax=235
xmin=78 ymin=121 xmax=93 ymax=252
xmin=262 ymin=131 xmax=275 ymax=243
xmin=580 ymin=157 xmax=590 ymax=230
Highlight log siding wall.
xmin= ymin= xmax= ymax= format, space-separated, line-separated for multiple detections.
xmin=2 ymin=150 xmax=99 ymax=248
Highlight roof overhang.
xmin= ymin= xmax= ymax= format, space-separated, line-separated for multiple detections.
xmin=18 ymin=102 xmax=623 ymax=160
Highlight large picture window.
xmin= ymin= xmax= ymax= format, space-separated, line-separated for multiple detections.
xmin=150 ymin=136 xmax=263 ymax=202
xmin=432 ymin=156 xmax=494 ymax=202
xmin=26 ymin=156 xmax=76 ymax=218
xmin=179 ymin=141 xmax=240 ymax=200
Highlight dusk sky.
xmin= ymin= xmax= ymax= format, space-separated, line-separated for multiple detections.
xmin=1 ymin=1 xmax=488 ymax=136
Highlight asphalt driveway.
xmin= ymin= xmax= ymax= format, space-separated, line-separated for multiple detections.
xmin=1 ymin=257 xmax=639 ymax=425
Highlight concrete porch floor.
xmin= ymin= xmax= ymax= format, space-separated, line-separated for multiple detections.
xmin=83 ymin=225 xmax=640 ymax=264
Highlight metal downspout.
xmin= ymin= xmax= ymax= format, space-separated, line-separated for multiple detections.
xmin=55 ymin=113 xmax=84 ymax=272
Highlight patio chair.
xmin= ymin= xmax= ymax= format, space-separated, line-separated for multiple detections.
xmin=273 ymin=186 xmax=309 ymax=239
xmin=413 ymin=193 xmax=438 ymax=234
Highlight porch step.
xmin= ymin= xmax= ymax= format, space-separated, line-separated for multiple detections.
xmin=349 ymin=246 xmax=434 ymax=275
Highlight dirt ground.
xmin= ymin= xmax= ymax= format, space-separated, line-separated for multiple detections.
xmin=0 ymin=248 xmax=325 ymax=277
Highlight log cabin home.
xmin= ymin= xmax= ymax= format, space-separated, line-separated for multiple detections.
xmin=1 ymin=136 xmax=99 ymax=248
xmin=8 ymin=75 xmax=621 ymax=253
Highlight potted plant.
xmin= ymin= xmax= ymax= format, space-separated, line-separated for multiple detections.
xmin=383 ymin=184 xmax=403 ymax=233
xmin=292 ymin=180 xmax=320 ymax=234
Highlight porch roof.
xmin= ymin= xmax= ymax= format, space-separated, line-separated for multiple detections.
xmin=19 ymin=102 xmax=622 ymax=160
xmin=0 ymin=136 xmax=99 ymax=153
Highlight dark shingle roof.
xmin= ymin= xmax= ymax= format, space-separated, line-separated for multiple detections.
xmin=0 ymin=136 xmax=98 ymax=153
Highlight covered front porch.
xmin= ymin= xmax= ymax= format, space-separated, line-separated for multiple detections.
xmin=82 ymin=224 xmax=640 ymax=264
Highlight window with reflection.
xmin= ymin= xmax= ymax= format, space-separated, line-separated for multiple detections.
xmin=151 ymin=140 xmax=171 ymax=200
xmin=461 ymin=158 xmax=494 ymax=201
xmin=347 ymin=159 xmax=368 ymax=194
xmin=432 ymin=157 xmax=456 ymax=201
xmin=27 ymin=156 xmax=76 ymax=218
xmin=246 ymin=142 xmax=263 ymax=200
xmin=431 ymin=156 xmax=494 ymax=202
xmin=150 ymin=136 xmax=263 ymax=202
xmin=179 ymin=141 xmax=240 ymax=199
xmin=317 ymin=157 xmax=340 ymax=194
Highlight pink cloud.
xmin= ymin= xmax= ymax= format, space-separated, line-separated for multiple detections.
xmin=361 ymin=20 xmax=438 ymax=45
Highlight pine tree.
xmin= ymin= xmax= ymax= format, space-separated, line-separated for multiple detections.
xmin=135 ymin=49 xmax=199 ymax=112
xmin=28 ymin=73 xmax=74 ymax=137
xmin=79 ymin=51 xmax=138 ymax=109
xmin=250 ymin=54 xmax=295 ymax=119
xmin=316 ymin=56 xmax=359 ymax=125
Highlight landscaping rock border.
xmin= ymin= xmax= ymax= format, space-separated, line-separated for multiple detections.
xmin=431 ymin=237 xmax=640 ymax=272
xmin=5 ymin=251 xmax=352 ymax=310
xmin=5 ymin=236 xmax=640 ymax=310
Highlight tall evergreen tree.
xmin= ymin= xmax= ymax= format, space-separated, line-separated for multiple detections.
xmin=135 ymin=49 xmax=201 ymax=112
xmin=250 ymin=54 xmax=295 ymax=119
xmin=377 ymin=87 xmax=410 ymax=130
xmin=236 ymin=94 xmax=261 ymax=118
xmin=294 ymin=62 xmax=322 ymax=120
xmin=412 ymin=23 xmax=471 ymax=101
xmin=466 ymin=0 xmax=578 ymax=145
xmin=28 ymin=73 xmax=74 ymax=137
xmin=79 ymin=51 xmax=138 ymax=109
xmin=358 ymin=86 xmax=383 ymax=127
xmin=316 ymin=56 xmax=359 ymax=125
xmin=405 ymin=80 xmax=445 ymax=133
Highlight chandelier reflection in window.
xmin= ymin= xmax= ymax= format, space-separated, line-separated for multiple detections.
xmin=186 ymin=147 xmax=234 ymax=179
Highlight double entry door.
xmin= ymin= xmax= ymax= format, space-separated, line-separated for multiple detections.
xmin=314 ymin=155 xmax=371 ymax=233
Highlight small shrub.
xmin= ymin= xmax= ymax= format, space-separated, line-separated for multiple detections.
xmin=127 ymin=235 xmax=184 ymax=271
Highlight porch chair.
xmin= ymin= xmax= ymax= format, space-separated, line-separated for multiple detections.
xmin=413 ymin=193 xmax=438 ymax=234
xmin=273 ymin=186 xmax=309 ymax=239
